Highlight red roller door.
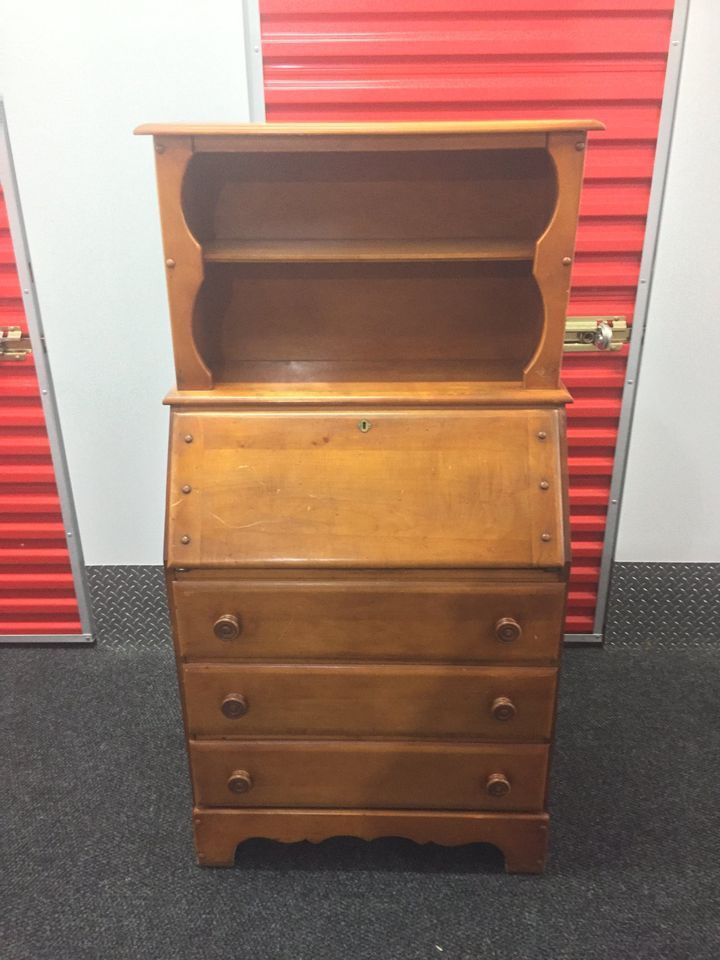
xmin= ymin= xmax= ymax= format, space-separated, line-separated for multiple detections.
xmin=0 ymin=182 xmax=81 ymax=636
xmin=257 ymin=0 xmax=676 ymax=636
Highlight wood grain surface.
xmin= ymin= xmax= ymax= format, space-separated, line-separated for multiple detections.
xmin=167 ymin=409 xmax=565 ymax=569
xmin=182 ymin=663 xmax=557 ymax=741
xmin=189 ymin=740 xmax=549 ymax=811
xmin=192 ymin=807 xmax=550 ymax=873
xmin=171 ymin=577 xmax=566 ymax=663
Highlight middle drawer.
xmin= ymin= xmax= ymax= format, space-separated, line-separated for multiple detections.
xmin=182 ymin=663 xmax=557 ymax=741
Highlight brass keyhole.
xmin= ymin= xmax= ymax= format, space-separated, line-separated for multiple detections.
xmin=358 ymin=419 xmax=372 ymax=433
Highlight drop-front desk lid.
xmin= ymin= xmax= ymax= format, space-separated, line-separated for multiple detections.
xmin=166 ymin=408 xmax=567 ymax=570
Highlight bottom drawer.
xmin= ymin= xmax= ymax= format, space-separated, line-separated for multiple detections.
xmin=189 ymin=741 xmax=549 ymax=812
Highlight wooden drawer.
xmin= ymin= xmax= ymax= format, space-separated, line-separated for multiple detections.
xmin=189 ymin=741 xmax=549 ymax=811
xmin=166 ymin=408 xmax=565 ymax=570
xmin=182 ymin=663 xmax=557 ymax=741
xmin=171 ymin=579 xmax=565 ymax=663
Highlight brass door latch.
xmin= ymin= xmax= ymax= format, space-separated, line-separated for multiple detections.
xmin=0 ymin=326 xmax=32 ymax=361
xmin=564 ymin=316 xmax=629 ymax=352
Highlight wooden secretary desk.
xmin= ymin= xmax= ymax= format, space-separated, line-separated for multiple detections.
xmin=136 ymin=119 xmax=602 ymax=873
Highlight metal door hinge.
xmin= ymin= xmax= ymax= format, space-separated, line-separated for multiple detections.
xmin=0 ymin=326 xmax=32 ymax=361
xmin=564 ymin=316 xmax=629 ymax=352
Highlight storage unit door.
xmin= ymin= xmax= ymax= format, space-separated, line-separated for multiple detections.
xmin=256 ymin=0 xmax=677 ymax=634
xmin=0 ymin=129 xmax=85 ymax=640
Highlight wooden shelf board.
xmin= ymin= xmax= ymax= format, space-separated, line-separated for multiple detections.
xmin=165 ymin=364 xmax=572 ymax=407
xmin=212 ymin=360 xmax=522 ymax=383
xmin=203 ymin=239 xmax=535 ymax=264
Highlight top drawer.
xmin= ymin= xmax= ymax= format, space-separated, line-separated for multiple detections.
xmin=171 ymin=578 xmax=565 ymax=663
xmin=166 ymin=408 xmax=566 ymax=570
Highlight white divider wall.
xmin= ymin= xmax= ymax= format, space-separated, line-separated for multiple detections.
xmin=0 ymin=1 xmax=249 ymax=564
xmin=616 ymin=0 xmax=720 ymax=563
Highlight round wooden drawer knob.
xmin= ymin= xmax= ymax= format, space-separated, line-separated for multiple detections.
xmin=486 ymin=773 xmax=511 ymax=798
xmin=221 ymin=693 xmax=248 ymax=719
xmin=495 ymin=617 xmax=522 ymax=643
xmin=491 ymin=696 xmax=517 ymax=722
xmin=227 ymin=770 xmax=253 ymax=795
xmin=213 ymin=614 xmax=241 ymax=642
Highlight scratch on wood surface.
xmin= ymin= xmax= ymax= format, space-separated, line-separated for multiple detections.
xmin=214 ymin=516 xmax=284 ymax=531
xmin=235 ymin=462 xmax=273 ymax=492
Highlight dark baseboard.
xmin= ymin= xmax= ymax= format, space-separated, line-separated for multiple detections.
xmin=86 ymin=562 xmax=720 ymax=650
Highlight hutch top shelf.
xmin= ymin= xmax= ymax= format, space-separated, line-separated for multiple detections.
xmin=137 ymin=120 xmax=603 ymax=396
xmin=135 ymin=120 xmax=605 ymax=138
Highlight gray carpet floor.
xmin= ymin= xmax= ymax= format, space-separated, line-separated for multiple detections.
xmin=1 ymin=642 xmax=718 ymax=960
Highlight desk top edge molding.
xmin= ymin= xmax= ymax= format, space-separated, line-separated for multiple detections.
xmin=135 ymin=120 xmax=605 ymax=138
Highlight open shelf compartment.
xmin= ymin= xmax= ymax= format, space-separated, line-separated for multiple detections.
xmin=180 ymin=144 xmax=559 ymax=390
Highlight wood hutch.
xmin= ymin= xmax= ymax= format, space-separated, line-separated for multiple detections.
xmin=136 ymin=119 xmax=602 ymax=873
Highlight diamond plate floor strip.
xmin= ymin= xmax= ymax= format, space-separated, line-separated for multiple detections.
xmin=86 ymin=566 xmax=171 ymax=650
xmin=604 ymin=562 xmax=720 ymax=649
xmin=86 ymin=563 xmax=720 ymax=650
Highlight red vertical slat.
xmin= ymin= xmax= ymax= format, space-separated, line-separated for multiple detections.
xmin=0 ymin=186 xmax=81 ymax=634
xmin=257 ymin=0 xmax=674 ymax=635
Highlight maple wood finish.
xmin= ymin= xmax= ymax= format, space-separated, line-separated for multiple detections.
xmin=172 ymin=578 xmax=566 ymax=663
xmin=138 ymin=119 xmax=601 ymax=873
xmin=192 ymin=808 xmax=550 ymax=873
xmin=189 ymin=741 xmax=549 ymax=811
xmin=167 ymin=408 xmax=564 ymax=569
xmin=182 ymin=663 xmax=558 ymax=741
